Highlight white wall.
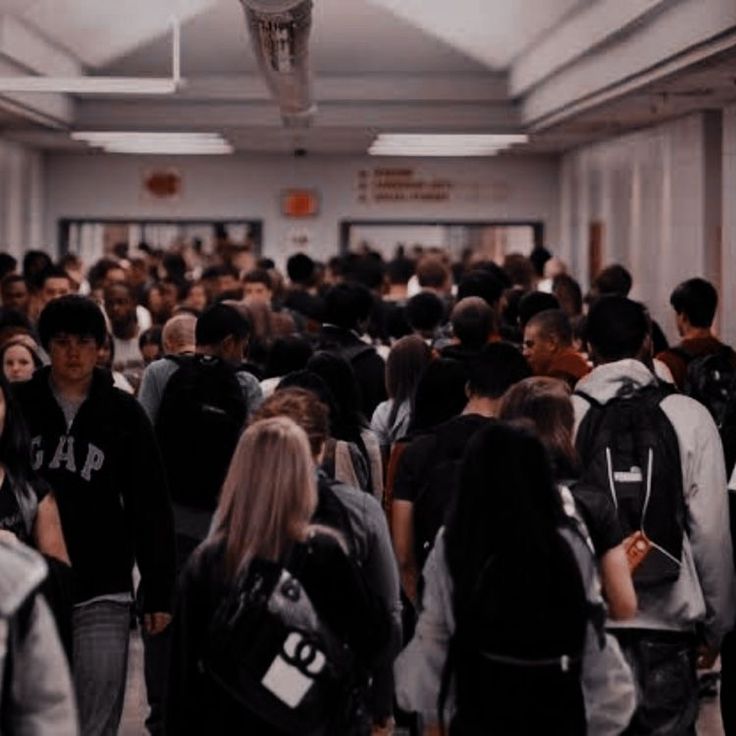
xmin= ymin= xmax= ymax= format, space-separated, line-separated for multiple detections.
xmin=43 ymin=152 xmax=561 ymax=264
xmin=0 ymin=139 xmax=44 ymax=257
xmin=559 ymin=112 xmax=723 ymax=343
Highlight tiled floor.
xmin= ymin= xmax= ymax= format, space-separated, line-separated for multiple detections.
xmin=119 ymin=629 xmax=726 ymax=735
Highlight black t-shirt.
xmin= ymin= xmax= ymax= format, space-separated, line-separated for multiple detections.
xmin=0 ymin=475 xmax=47 ymax=543
xmin=569 ymin=483 xmax=624 ymax=557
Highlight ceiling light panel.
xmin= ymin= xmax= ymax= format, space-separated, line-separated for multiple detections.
xmin=71 ymin=131 xmax=233 ymax=155
xmin=369 ymin=133 xmax=528 ymax=156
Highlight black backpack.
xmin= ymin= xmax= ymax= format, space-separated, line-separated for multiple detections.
xmin=575 ymin=381 xmax=686 ymax=588
xmin=155 ymin=355 xmax=248 ymax=510
xmin=412 ymin=415 xmax=488 ymax=569
xmin=672 ymin=344 xmax=736 ymax=474
xmin=201 ymin=547 xmax=364 ymax=735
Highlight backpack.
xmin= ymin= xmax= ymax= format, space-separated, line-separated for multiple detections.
xmin=672 ymin=344 xmax=736 ymax=474
xmin=412 ymin=416 xmax=488 ymax=568
xmin=314 ymin=474 xmax=358 ymax=561
xmin=575 ymin=381 xmax=685 ymax=588
xmin=440 ymin=525 xmax=594 ymax=736
xmin=201 ymin=547 xmax=364 ymax=735
xmin=155 ymin=355 xmax=248 ymax=510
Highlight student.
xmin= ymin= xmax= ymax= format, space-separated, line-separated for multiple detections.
xmin=395 ymin=423 xmax=636 ymax=734
xmin=440 ymin=297 xmax=496 ymax=367
xmin=499 ymin=376 xmax=636 ymax=620
xmin=165 ymin=416 xmax=390 ymax=734
xmin=1 ymin=336 xmax=42 ymax=382
xmin=14 ymin=295 xmax=176 ymax=736
xmin=573 ymin=295 xmax=735 ymax=734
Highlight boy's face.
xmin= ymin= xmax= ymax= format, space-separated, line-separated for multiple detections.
xmin=48 ymin=333 xmax=99 ymax=385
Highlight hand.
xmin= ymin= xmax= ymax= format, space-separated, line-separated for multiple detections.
xmin=697 ymin=644 xmax=719 ymax=670
xmin=143 ymin=612 xmax=172 ymax=636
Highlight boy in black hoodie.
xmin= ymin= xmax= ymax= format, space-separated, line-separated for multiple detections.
xmin=14 ymin=295 xmax=176 ymax=736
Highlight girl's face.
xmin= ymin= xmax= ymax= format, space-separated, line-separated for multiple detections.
xmin=3 ymin=344 xmax=35 ymax=383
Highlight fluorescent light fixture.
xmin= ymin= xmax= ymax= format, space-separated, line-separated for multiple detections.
xmin=0 ymin=77 xmax=178 ymax=95
xmin=71 ymin=132 xmax=233 ymax=155
xmin=369 ymin=133 xmax=528 ymax=156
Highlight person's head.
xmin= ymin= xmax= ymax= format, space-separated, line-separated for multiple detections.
xmin=444 ymin=423 xmax=582 ymax=625
xmin=162 ymin=313 xmax=197 ymax=355
xmin=104 ymin=283 xmax=138 ymax=337
xmin=195 ymin=303 xmax=250 ymax=364
xmin=97 ymin=332 xmax=114 ymax=370
xmin=243 ymin=268 xmax=273 ymax=304
xmin=410 ymin=358 xmax=468 ymax=433
xmin=0 ymin=338 xmax=42 ymax=383
xmin=416 ymin=256 xmax=451 ymax=294
xmin=22 ymin=250 xmax=53 ymax=290
xmin=0 ymin=370 xmax=37 ymax=485
xmin=323 ymin=282 xmax=373 ymax=332
xmin=215 ymin=265 xmax=241 ymax=297
xmin=138 ymin=326 xmax=163 ymax=365
xmin=591 ymin=264 xmax=632 ymax=298
xmin=210 ymin=416 xmax=318 ymax=579
xmin=252 ymin=388 xmax=330 ymax=460
xmin=499 ymin=376 xmax=576 ymax=478
xmin=466 ymin=342 xmax=531 ymax=402
xmin=502 ymin=253 xmax=535 ymax=290
xmin=183 ymin=281 xmax=208 ymax=313
xmin=405 ymin=292 xmax=445 ymax=338
xmin=451 ymin=297 xmax=495 ymax=350
xmin=0 ymin=253 xmax=16 ymax=281
xmin=38 ymin=295 xmax=106 ymax=387
xmin=287 ymin=252 xmax=316 ymax=287
xmin=457 ymin=269 xmax=504 ymax=309
xmin=517 ymin=291 xmax=560 ymax=330
xmin=264 ymin=336 xmax=313 ymax=379
xmin=1 ymin=275 xmax=29 ymax=315
xmin=385 ymin=335 xmax=432 ymax=406
xmin=39 ymin=266 xmax=72 ymax=306
xmin=584 ymin=296 xmax=650 ymax=364
xmin=306 ymin=351 xmax=364 ymax=432
xmin=552 ymin=274 xmax=583 ymax=318
xmin=669 ymin=277 xmax=718 ymax=334
xmin=276 ymin=371 xmax=340 ymax=433
xmin=101 ymin=264 xmax=127 ymax=290
xmin=523 ymin=309 xmax=573 ymax=375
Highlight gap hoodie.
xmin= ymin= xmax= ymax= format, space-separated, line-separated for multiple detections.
xmin=14 ymin=367 xmax=176 ymax=613
xmin=572 ymin=359 xmax=736 ymax=647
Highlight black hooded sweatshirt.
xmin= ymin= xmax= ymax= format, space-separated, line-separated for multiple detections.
xmin=14 ymin=367 xmax=176 ymax=613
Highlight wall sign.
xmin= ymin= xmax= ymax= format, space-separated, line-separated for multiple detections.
xmin=142 ymin=168 xmax=183 ymax=201
xmin=282 ymin=189 xmax=319 ymax=218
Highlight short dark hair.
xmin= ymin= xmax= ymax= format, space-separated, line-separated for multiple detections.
xmin=451 ymin=297 xmax=494 ymax=350
xmin=410 ymin=358 xmax=468 ymax=433
xmin=457 ymin=270 xmax=504 ymax=307
xmin=138 ymin=326 xmax=163 ymax=351
xmin=527 ymin=309 xmax=573 ymax=347
xmin=584 ymin=296 xmax=649 ymax=362
xmin=243 ymin=268 xmax=273 ymax=290
xmin=552 ymin=274 xmax=583 ymax=317
xmin=405 ymin=292 xmax=445 ymax=333
xmin=323 ymin=283 xmax=373 ymax=330
xmin=467 ymin=342 xmax=531 ymax=399
xmin=37 ymin=295 xmax=106 ymax=350
xmin=287 ymin=253 xmax=316 ymax=285
xmin=1 ymin=274 xmax=26 ymax=293
xmin=592 ymin=264 xmax=632 ymax=297
xmin=40 ymin=265 xmax=72 ymax=287
xmin=518 ymin=292 xmax=560 ymax=329
xmin=416 ymin=256 xmax=449 ymax=289
xmin=195 ymin=303 xmax=250 ymax=346
xmin=670 ymin=278 xmax=718 ymax=328
xmin=0 ymin=253 xmax=16 ymax=280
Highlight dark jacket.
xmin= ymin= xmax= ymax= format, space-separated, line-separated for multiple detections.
xmin=14 ymin=367 xmax=176 ymax=613
xmin=165 ymin=532 xmax=390 ymax=734
xmin=316 ymin=325 xmax=387 ymax=417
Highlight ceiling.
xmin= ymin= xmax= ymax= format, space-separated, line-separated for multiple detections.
xmin=0 ymin=0 xmax=733 ymax=156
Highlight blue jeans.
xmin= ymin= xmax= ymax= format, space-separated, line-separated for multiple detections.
xmin=616 ymin=630 xmax=698 ymax=736
xmin=73 ymin=600 xmax=131 ymax=736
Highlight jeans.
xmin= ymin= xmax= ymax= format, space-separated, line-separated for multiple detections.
xmin=73 ymin=600 xmax=131 ymax=736
xmin=616 ymin=630 xmax=698 ymax=736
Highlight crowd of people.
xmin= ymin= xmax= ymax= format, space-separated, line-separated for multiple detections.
xmin=0 ymin=238 xmax=735 ymax=736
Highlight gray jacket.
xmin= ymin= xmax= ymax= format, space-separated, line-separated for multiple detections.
xmin=395 ymin=530 xmax=636 ymax=735
xmin=0 ymin=539 xmax=77 ymax=735
xmin=573 ymin=359 xmax=736 ymax=647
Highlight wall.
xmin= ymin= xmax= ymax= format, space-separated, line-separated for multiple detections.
xmin=559 ymin=112 xmax=724 ymax=343
xmin=0 ymin=139 xmax=44 ymax=257
xmin=43 ymin=152 xmax=560 ymax=264
xmin=723 ymin=103 xmax=736 ymax=346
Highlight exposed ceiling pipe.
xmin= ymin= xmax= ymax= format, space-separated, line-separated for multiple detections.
xmin=239 ymin=0 xmax=316 ymax=127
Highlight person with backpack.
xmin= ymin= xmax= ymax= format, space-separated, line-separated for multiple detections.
xmin=395 ymin=423 xmax=636 ymax=735
xmin=573 ymin=295 xmax=736 ymax=735
xmin=14 ymin=295 xmax=176 ymax=736
xmin=392 ymin=343 xmax=531 ymax=605
xmin=165 ymin=416 xmax=390 ymax=735
xmin=656 ymin=277 xmax=736 ymax=474
xmin=252 ymin=388 xmax=402 ymax=733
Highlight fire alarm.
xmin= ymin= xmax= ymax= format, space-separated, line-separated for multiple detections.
xmin=282 ymin=189 xmax=319 ymax=218
xmin=143 ymin=169 xmax=182 ymax=200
